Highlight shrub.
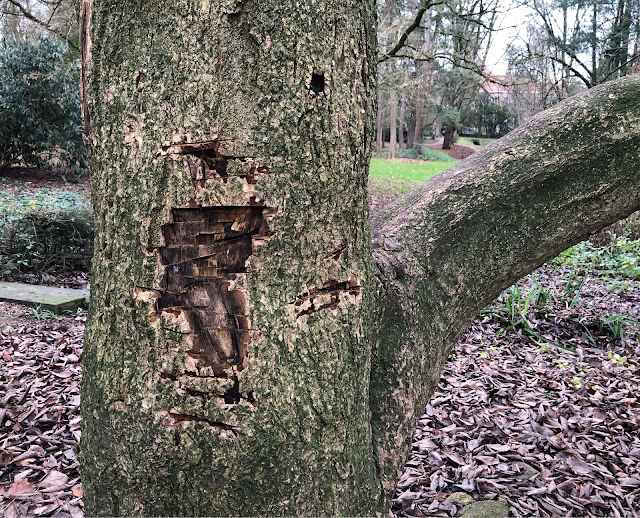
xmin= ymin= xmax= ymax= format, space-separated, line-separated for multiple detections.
xmin=0 ymin=37 xmax=86 ymax=177
xmin=552 ymin=228 xmax=640 ymax=280
xmin=421 ymin=148 xmax=456 ymax=162
xmin=0 ymin=190 xmax=93 ymax=277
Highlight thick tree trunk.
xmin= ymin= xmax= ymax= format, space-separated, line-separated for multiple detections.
xmin=80 ymin=0 xmax=640 ymax=514
xmin=79 ymin=1 xmax=381 ymax=515
xmin=370 ymin=76 xmax=640 ymax=491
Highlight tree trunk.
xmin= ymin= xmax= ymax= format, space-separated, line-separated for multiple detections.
xmin=80 ymin=0 xmax=640 ymax=514
xmin=376 ymin=92 xmax=385 ymax=152
xmin=389 ymin=90 xmax=397 ymax=159
xmin=80 ymin=1 xmax=381 ymax=515
xmin=406 ymin=109 xmax=415 ymax=149
xmin=398 ymin=97 xmax=406 ymax=149
xmin=413 ymin=95 xmax=424 ymax=149
xmin=442 ymin=125 xmax=455 ymax=149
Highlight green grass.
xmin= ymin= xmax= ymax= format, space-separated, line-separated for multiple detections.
xmin=457 ymin=136 xmax=496 ymax=148
xmin=369 ymin=158 xmax=456 ymax=183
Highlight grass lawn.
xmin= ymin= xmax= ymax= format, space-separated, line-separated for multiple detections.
xmin=368 ymin=157 xmax=458 ymax=221
xmin=369 ymin=157 xmax=456 ymax=184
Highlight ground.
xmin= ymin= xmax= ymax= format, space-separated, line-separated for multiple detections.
xmin=1 ymin=158 xmax=639 ymax=517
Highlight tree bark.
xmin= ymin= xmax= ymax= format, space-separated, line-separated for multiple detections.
xmin=398 ymin=96 xmax=406 ymax=149
xmin=389 ymin=90 xmax=397 ymax=159
xmin=79 ymin=0 xmax=640 ymax=514
xmin=80 ymin=1 xmax=380 ymax=515
xmin=376 ymin=92 xmax=385 ymax=152
xmin=370 ymin=77 xmax=640 ymax=490
xmin=442 ymin=125 xmax=455 ymax=149
xmin=406 ymin=109 xmax=415 ymax=149
xmin=413 ymin=94 xmax=424 ymax=148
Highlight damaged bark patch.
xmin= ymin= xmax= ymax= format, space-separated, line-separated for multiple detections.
xmin=293 ymin=275 xmax=361 ymax=319
xmin=168 ymin=412 xmax=238 ymax=436
xmin=158 ymin=140 xmax=270 ymax=185
xmin=157 ymin=206 xmax=275 ymax=378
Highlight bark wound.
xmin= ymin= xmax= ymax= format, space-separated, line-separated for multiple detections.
xmin=310 ymin=72 xmax=325 ymax=95
xmin=158 ymin=206 xmax=275 ymax=377
xmin=293 ymin=275 xmax=361 ymax=319
xmin=168 ymin=412 xmax=238 ymax=436
xmin=158 ymin=140 xmax=270 ymax=185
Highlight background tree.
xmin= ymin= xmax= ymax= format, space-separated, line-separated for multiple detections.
xmin=79 ymin=0 xmax=640 ymax=515
xmin=0 ymin=36 xmax=85 ymax=175
xmin=0 ymin=0 xmax=78 ymax=51
xmin=376 ymin=0 xmax=500 ymax=152
xmin=509 ymin=0 xmax=640 ymax=93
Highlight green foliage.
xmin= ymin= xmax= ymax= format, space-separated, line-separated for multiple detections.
xmin=420 ymin=148 xmax=457 ymax=162
xmin=465 ymin=93 xmax=512 ymax=138
xmin=483 ymin=282 xmax=577 ymax=353
xmin=0 ymin=189 xmax=93 ymax=277
xmin=441 ymin=106 xmax=461 ymax=129
xmin=27 ymin=304 xmax=60 ymax=321
xmin=552 ymin=235 xmax=640 ymax=279
xmin=394 ymin=146 xmax=421 ymax=160
xmin=590 ymin=315 xmax=640 ymax=341
xmin=0 ymin=37 xmax=86 ymax=177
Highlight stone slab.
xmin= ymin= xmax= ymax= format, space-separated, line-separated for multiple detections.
xmin=460 ymin=500 xmax=509 ymax=518
xmin=0 ymin=282 xmax=89 ymax=314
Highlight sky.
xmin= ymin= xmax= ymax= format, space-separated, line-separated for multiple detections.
xmin=484 ymin=3 xmax=532 ymax=75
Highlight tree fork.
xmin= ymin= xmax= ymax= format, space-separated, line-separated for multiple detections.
xmin=370 ymin=76 xmax=640 ymax=495
xmin=79 ymin=0 xmax=640 ymax=514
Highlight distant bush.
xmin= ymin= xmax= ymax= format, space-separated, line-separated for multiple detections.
xmin=395 ymin=146 xmax=420 ymax=159
xmin=420 ymin=148 xmax=456 ymax=162
xmin=0 ymin=190 xmax=93 ymax=277
xmin=0 ymin=37 xmax=86 ymax=177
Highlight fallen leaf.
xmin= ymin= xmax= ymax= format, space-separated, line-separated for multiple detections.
xmin=37 ymin=470 xmax=69 ymax=492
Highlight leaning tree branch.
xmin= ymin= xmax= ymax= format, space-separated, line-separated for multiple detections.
xmin=368 ymin=76 xmax=640 ymax=497
xmin=378 ymin=0 xmax=443 ymax=63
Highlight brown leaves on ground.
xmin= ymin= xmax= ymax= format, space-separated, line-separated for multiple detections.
xmin=394 ymin=267 xmax=640 ymax=518
xmin=1 ymin=264 xmax=639 ymax=517
xmin=0 ymin=306 xmax=84 ymax=518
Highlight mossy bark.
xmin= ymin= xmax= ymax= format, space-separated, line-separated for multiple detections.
xmin=80 ymin=0 xmax=380 ymax=515
xmin=80 ymin=0 xmax=640 ymax=514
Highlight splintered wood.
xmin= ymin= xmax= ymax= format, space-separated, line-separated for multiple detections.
xmin=158 ymin=206 xmax=273 ymax=377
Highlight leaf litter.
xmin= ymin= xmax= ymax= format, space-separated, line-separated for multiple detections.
xmin=393 ymin=267 xmax=640 ymax=517
xmin=1 ymin=263 xmax=639 ymax=517
xmin=1 ymin=304 xmax=84 ymax=518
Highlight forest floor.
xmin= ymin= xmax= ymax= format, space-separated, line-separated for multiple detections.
xmin=1 ymin=169 xmax=639 ymax=517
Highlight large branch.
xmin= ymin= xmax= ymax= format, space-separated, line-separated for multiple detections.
xmin=368 ymin=76 xmax=640 ymax=493
xmin=379 ymin=0 xmax=441 ymax=63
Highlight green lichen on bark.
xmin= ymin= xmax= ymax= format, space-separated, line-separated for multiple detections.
xmin=81 ymin=0 xmax=381 ymax=515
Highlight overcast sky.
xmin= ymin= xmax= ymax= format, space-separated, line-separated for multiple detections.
xmin=484 ymin=3 xmax=532 ymax=75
